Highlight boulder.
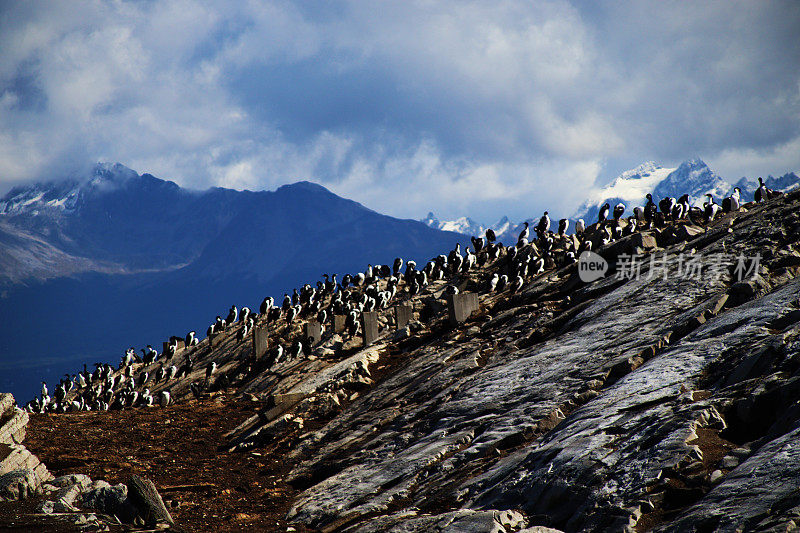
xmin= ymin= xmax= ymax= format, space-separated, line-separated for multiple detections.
xmin=82 ymin=482 xmax=138 ymax=522
xmin=126 ymin=474 xmax=174 ymax=527
xmin=0 ymin=468 xmax=38 ymax=501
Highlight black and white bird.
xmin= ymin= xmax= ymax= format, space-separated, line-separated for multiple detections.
xmin=598 ymin=203 xmax=610 ymax=224
xmin=511 ymin=275 xmax=524 ymax=293
xmin=517 ymin=222 xmax=530 ymax=244
xmin=575 ymin=218 xmax=585 ymax=235
xmin=292 ymin=340 xmax=304 ymax=359
xmin=485 ymin=228 xmax=496 ymax=243
xmin=276 ymin=344 xmax=286 ymax=364
xmin=622 ymin=216 xmax=638 ymax=236
xmin=488 ymin=273 xmax=499 ymax=292
xmin=704 ymin=194 xmax=720 ymax=222
xmin=754 ymin=177 xmax=769 ymax=203
xmin=205 ymin=361 xmax=217 ymax=381
xmin=659 ymin=197 xmax=677 ymax=218
xmin=722 ymin=187 xmax=741 ymax=212
xmin=644 ymin=193 xmax=657 ymax=222
xmin=496 ymin=274 xmax=508 ymax=292
xmin=535 ymin=212 xmax=550 ymax=235
xmin=558 ymin=218 xmax=569 ymax=235
xmin=159 ymin=390 xmax=171 ymax=407
xmin=531 ymin=256 xmax=545 ymax=275
xmin=260 ymin=296 xmax=274 ymax=315
xmin=226 ymin=305 xmax=238 ymax=325
xmin=185 ymin=331 xmax=198 ymax=346
xmin=613 ymin=203 xmax=625 ymax=220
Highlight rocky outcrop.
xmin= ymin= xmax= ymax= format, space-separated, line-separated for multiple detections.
xmin=271 ymin=191 xmax=800 ymax=531
xmin=0 ymin=393 xmax=52 ymax=500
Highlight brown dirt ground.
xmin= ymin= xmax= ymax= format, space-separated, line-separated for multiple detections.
xmin=15 ymin=395 xmax=318 ymax=533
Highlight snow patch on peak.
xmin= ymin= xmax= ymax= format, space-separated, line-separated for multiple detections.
xmin=653 ymin=158 xmax=731 ymax=207
xmin=572 ymin=162 xmax=676 ymax=223
xmin=420 ymin=212 xmax=519 ymax=241
xmin=86 ymin=162 xmax=139 ymax=191
xmin=421 ymin=212 xmax=485 ymax=237
xmin=492 ymin=216 xmax=512 ymax=237
xmin=0 ymin=162 xmax=140 ymax=216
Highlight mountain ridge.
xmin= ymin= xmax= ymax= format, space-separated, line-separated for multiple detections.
xmin=0 ymin=164 xmax=469 ymax=402
xmin=422 ymin=159 xmax=800 ymax=243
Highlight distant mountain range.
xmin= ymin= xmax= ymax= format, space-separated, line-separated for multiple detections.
xmin=421 ymin=212 xmax=514 ymax=244
xmin=422 ymin=159 xmax=800 ymax=243
xmin=0 ymin=163 xmax=467 ymax=401
xmin=0 ymin=163 xmax=465 ymax=286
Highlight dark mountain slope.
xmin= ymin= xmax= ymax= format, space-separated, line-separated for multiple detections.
xmin=0 ymin=166 xmax=466 ymax=401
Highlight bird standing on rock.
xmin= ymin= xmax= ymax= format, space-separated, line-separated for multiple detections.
xmin=598 ymin=203 xmax=610 ymax=224
xmin=206 ymin=361 xmax=217 ymax=381
xmin=518 ymin=222 xmax=530 ymax=244
xmin=535 ymin=212 xmax=550 ymax=235
xmin=755 ymin=177 xmax=769 ymax=203
xmin=704 ymin=194 xmax=720 ymax=222
xmin=723 ymin=187 xmax=741 ymax=212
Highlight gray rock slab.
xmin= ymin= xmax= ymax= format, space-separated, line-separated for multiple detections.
xmin=347 ymin=509 xmax=526 ymax=533
xmin=469 ymin=278 xmax=800 ymax=531
xmin=659 ymin=424 xmax=800 ymax=532
xmin=286 ymin=267 xmax=736 ymax=528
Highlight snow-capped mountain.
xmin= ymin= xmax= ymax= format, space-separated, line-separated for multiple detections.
xmin=571 ymin=161 xmax=677 ymax=224
xmin=421 ymin=212 xmax=525 ymax=245
xmin=570 ymin=158 xmax=800 ymax=224
xmin=421 ymin=212 xmax=485 ymax=238
xmin=651 ymin=159 xmax=730 ymax=207
xmin=0 ymin=163 xmax=138 ymax=216
xmin=426 ymin=159 xmax=800 ymax=243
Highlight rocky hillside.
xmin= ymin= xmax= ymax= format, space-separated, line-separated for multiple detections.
xmin=4 ymin=187 xmax=800 ymax=532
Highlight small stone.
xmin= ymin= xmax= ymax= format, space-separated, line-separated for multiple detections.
xmin=721 ymin=455 xmax=740 ymax=469
xmin=710 ymin=469 xmax=724 ymax=483
xmin=37 ymin=499 xmax=55 ymax=514
xmin=730 ymin=446 xmax=751 ymax=459
xmin=496 ymin=509 xmax=525 ymax=528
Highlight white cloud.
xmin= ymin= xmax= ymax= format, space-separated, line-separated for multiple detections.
xmin=0 ymin=0 xmax=798 ymax=223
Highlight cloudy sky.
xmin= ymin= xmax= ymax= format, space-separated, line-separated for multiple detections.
xmin=1 ymin=1 xmax=799 ymax=223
